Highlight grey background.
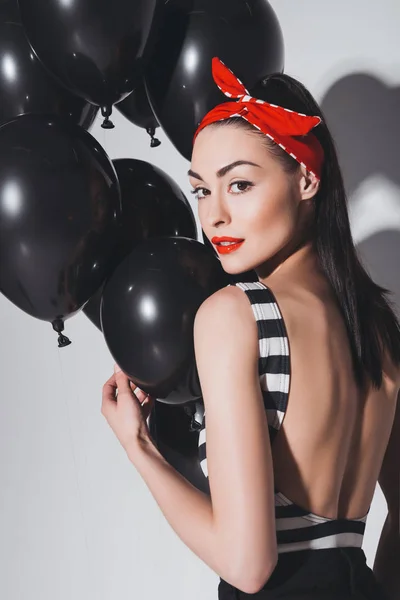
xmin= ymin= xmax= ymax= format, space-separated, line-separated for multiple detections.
xmin=0 ymin=1 xmax=399 ymax=598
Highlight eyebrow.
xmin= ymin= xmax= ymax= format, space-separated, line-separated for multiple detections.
xmin=187 ymin=160 xmax=262 ymax=181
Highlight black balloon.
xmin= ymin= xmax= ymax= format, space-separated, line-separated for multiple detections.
xmin=83 ymin=285 xmax=105 ymax=332
xmin=202 ymin=229 xmax=258 ymax=283
xmin=18 ymin=0 xmax=160 ymax=128
xmin=116 ymin=79 xmax=161 ymax=147
xmin=148 ymin=400 xmax=210 ymax=494
xmin=115 ymin=159 xmax=198 ymax=258
xmin=0 ymin=1 xmax=98 ymax=128
xmin=145 ymin=0 xmax=284 ymax=159
xmin=0 ymin=114 xmax=121 ymax=345
xmin=83 ymin=158 xmax=198 ymax=330
xmin=101 ymin=237 xmax=230 ymax=400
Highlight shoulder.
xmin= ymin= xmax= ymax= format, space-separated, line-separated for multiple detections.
xmin=194 ymin=284 xmax=254 ymax=332
xmin=193 ymin=284 xmax=258 ymax=356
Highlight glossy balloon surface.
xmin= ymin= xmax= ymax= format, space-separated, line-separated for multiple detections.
xmin=83 ymin=158 xmax=198 ymax=330
xmin=145 ymin=0 xmax=284 ymax=159
xmin=18 ymin=0 xmax=160 ymax=112
xmin=114 ymin=159 xmax=198 ymax=259
xmin=0 ymin=1 xmax=98 ymax=128
xmin=116 ymin=79 xmax=159 ymax=132
xmin=0 ymin=114 xmax=121 ymax=323
xmin=101 ymin=237 xmax=229 ymax=399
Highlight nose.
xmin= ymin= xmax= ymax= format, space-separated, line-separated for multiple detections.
xmin=204 ymin=189 xmax=231 ymax=229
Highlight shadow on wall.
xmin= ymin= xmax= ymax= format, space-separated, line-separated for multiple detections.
xmin=320 ymin=73 xmax=400 ymax=314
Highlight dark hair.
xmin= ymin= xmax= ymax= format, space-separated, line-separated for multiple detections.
xmin=209 ymin=73 xmax=400 ymax=390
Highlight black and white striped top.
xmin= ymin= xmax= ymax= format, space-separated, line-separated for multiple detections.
xmin=198 ymin=280 xmax=369 ymax=554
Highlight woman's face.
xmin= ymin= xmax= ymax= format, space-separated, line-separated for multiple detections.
xmin=189 ymin=124 xmax=316 ymax=277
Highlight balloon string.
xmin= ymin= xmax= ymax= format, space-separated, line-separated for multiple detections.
xmin=56 ymin=348 xmax=95 ymax=593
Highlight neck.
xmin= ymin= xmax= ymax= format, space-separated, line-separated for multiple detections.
xmin=255 ymin=219 xmax=321 ymax=286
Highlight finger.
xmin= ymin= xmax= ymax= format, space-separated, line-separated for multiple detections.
xmin=114 ymin=364 xmax=132 ymax=394
xmin=139 ymin=393 xmax=153 ymax=407
xmin=103 ymin=373 xmax=117 ymax=395
xmin=141 ymin=395 xmax=156 ymax=420
xmin=102 ymin=374 xmax=117 ymax=411
xmin=140 ymin=393 xmax=151 ymax=406
xmin=129 ymin=379 xmax=138 ymax=392
xmin=130 ymin=382 xmax=148 ymax=403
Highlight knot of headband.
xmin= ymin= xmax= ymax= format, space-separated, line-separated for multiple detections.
xmin=194 ymin=57 xmax=325 ymax=180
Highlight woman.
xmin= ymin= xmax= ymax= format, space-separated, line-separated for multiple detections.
xmin=102 ymin=58 xmax=400 ymax=599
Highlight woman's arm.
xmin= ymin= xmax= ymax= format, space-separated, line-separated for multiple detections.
xmin=194 ymin=286 xmax=278 ymax=593
xmin=192 ymin=286 xmax=278 ymax=591
xmin=127 ymin=437 xmax=238 ymax=584
xmin=127 ymin=285 xmax=278 ymax=594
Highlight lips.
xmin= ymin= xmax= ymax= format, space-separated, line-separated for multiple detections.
xmin=211 ymin=236 xmax=245 ymax=255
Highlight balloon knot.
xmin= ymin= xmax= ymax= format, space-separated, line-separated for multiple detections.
xmin=101 ymin=117 xmax=115 ymax=129
xmin=184 ymin=403 xmax=202 ymax=432
xmin=147 ymin=126 xmax=161 ymax=148
xmin=101 ymin=106 xmax=115 ymax=129
xmin=58 ymin=333 xmax=72 ymax=348
xmin=52 ymin=318 xmax=72 ymax=348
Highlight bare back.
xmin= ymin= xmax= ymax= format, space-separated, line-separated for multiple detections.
xmin=269 ymin=277 xmax=399 ymax=521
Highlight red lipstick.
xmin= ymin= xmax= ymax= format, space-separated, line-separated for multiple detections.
xmin=211 ymin=236 xmax=244 ymax=255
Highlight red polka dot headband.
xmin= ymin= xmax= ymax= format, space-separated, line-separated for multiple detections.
xmin=194 ymin=57 xmax=325 ymax=180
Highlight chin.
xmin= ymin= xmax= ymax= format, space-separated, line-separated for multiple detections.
xmin=219 ymin=258 xmax=257 ymax=276
xmin=218 ymin=260 xmax=243 ymax=274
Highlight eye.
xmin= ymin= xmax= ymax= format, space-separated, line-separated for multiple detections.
xmin=230 ymin=180 xmax=254 ymax=194
xmin=190 ymin=187 xmax=210 ymax=200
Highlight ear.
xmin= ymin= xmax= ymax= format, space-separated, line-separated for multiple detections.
xmin=298 ymin=165 xmax=320 ymax=200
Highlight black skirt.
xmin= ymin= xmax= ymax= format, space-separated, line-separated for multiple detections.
xmin=218 ymin=547 xmax=390 ymax=599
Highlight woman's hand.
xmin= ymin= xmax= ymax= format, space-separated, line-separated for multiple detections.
xmin=101 ymin=364 xmax=156 ymax=455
